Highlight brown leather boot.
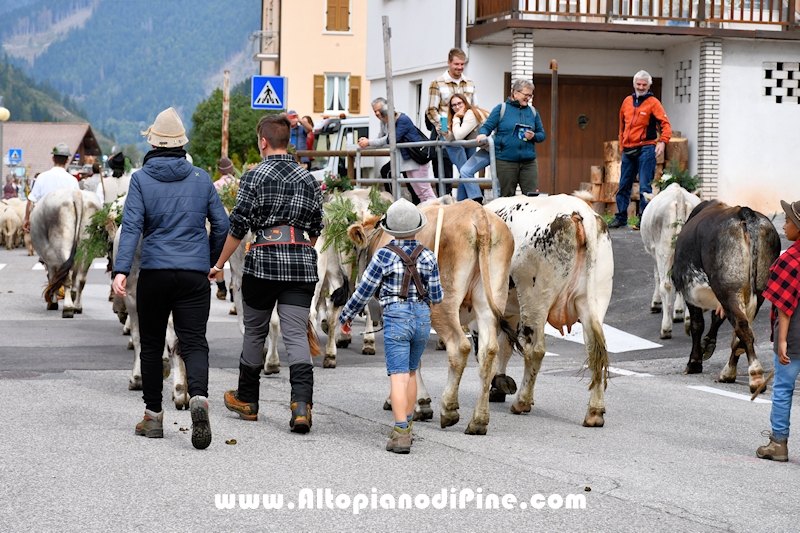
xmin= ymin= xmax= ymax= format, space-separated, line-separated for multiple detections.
xmin=386 ymin=426 xmax=411 ymax=454
xmin=224 ymin=390 xmax=258 ymax=421
xmin=757 ymin=431 xmax=788 ymax=462
xmin=290 ymin=402 xmax=312 ymax=433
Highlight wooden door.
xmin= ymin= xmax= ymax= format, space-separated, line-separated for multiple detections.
xmin=524 ymin=75 xmax=661 ymax=195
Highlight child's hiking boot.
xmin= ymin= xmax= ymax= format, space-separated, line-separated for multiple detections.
xmin=386 ymin=426 xmax=412 ymax=454
xmin=757 ymin=430 xmax=788 ymax=462
xmin=290 ymin=402 xmax=312 ymax=433
xmin=135 ymin=409 xmax=163 ymax=438
xmin=189 ymin=396 xmax=212 ymax=450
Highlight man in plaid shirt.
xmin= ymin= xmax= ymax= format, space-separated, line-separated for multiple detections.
xmin=211 ymin=114 xmax=324 ymax=433
xmin=340 ymin=199 xmax=443 ymax=454
xmin=757 ymin=199 xmax=800 ymax=462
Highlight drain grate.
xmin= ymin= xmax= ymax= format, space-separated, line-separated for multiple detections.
xmin=0 ymin=371 xmax=43 ymax=380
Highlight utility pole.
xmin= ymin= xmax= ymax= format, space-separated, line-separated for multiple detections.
xmin=550 ymin=60 xmax=558 ymax=195
xmin=221 ymin=70 xmax=230 ymax=159
xmin=0 ymin=96 xmax=8 ymax=180
xmin=382 ymin=16 xmax=398 ymax=199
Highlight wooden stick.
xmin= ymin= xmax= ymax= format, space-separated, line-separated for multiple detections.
xmin=751 ymin=369 xmax=775 ymax=401
xmin=434 ymin=206 xmax=444 ymax=259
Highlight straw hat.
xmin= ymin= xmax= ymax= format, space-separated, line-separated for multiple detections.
xmin=141 ymin=107 xmax=188 ymax=147
xmin=781 ymin=200 xmax=800 ymax=229
xmin=379 ymin=198 xmax=427 ymax=238
xmin=52 ymin=142 xmax=71 ymax=157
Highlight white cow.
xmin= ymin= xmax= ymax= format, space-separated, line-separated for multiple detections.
xmin=0 ymin=207 xmax=22 ymax=249
xmin=640 ymin=183 xmax=701 ymax=339
xmin=29 ymin=189 xmax=101 ymax=318
xmin=488 ymin=194 xmax=614 ymax=427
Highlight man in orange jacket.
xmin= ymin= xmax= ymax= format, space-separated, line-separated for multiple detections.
xmin=610 ymin=70 xmax=672 ymax=230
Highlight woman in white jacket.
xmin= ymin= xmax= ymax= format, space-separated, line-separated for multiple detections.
xmin=445 ymin=94 xmax=486 ymax=203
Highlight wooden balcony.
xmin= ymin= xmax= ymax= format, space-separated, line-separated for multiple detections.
xmin=475 ymin=0 xmax=798 ymax=28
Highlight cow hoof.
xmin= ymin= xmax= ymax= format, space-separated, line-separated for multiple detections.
xmin=672 ymin=315 xmax=684 ymax=323
xmin=414 ymin=400 xmax=434 ymax=421
xmin=323 ymin=357 xmax=336 ymax=369
xmin=440 ymin=411 xmax=460 ymax=428
xmin=685 ymin=361 xmax=703 ymax=374
xmin=717 ymin=373 xmax=736 ymax=384
xmin=264 ymin=363 xmax=281 ymax=375
xmin=510 ymin=400 xmax=532 ymax=414
xmin=336 ymin=339 xmax=350 ymax=349
xmin=749 ymin=375 xmax=765 ymax=394
xmin=62 ymin=309 xmax=74 ymax=318
xmin=465 ymin=421 xmax=488 ymax=435
xmin=361 ymin=345 xmax=376 ymax=355
xmin=650 ymin=304 xmax=662 ymax=313
xmin=436 ymin=339 xmax=446 ymax=351
xmin=128 ymin=378 xmax=142 ymax=391
xmin=701 ymin=338 xmax=716 ymax=361
xmin=229 ymin=306 xmax=237 ymax=315
xmin=488 ymin=389 xmax=506 ymax=403
xmin=162 ymin=361 xmax=171 ymax=379
xmin=660 ymin=330 xmax=672 ymax=340
xmin=383 ymin=400 xmax=392 ymax=411
xmin=320 ymin=319 xmax=329 ymax=335
xmin=47 ymin=301 xmax=57 ymax=311
xmin=582 ymin=408 xmax=606 ymax=427
xmin=74 ymin=308 xmax=82 ymax=314
xmin=127 ymin=340 xmax=134 ymax=350
xmin=498 ymin=375 xmax=517 ymax=395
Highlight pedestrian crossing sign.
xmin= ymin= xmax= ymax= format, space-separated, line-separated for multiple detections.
xmin=8 ymin=149 xmax=22 ymax=164
xmin=252 ymin=76 xmax=286 ymax=110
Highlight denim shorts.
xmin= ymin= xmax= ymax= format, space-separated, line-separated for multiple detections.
xmin=383 ymin=301 xmax=431 ymax=375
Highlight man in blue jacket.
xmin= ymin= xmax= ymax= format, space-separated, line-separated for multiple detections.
xmin=113 ymin=107 xmax=229 ymax=450
xmin=476 ymin=79 xmax=545 ymax=197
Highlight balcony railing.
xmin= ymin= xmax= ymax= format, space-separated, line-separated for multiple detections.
xmin=475 ymin=0 xmax=798 ymax=27
xmin=250 ymin=30 xmax=279 ymax=61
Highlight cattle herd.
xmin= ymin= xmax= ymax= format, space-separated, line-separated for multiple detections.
xmin=10 ymin=183 xmax=782 ymax=434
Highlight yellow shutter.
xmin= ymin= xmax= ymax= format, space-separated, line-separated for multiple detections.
xmin=348 ymin=75 xmax=360 ymax=114
xmin=326 ymin=0 xmax=337 ymax=31
xmin=338 ymin=0 xmax=350 ymax=31
xmin=313 ymin=75 xmax=325 ymax=113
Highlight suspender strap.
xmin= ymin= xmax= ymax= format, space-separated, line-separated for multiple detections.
xmin=385 ymin=244 xmax=425 ymax=300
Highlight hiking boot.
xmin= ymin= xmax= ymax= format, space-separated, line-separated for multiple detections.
xmin=224 ymin=390 xmax=258 ymax=421
xmin=216 ymin=282 xmax=227 ymax=300
xmin=608 ymin=219 xmax=627 ymax=229
xmin=631 ymin=223 xmax=640 ymax=231
xmin=189 ymin=396 xmax=212 ymax=450
xmin=135 ymin=409 xmax=163 ymax=438
xmin=386 ymin=426 xmax=412 ymax=454
xmin=290 ymin=402 xmax=312 ymax=433
xmin=757 ymin=430 xmax=788 ymax=462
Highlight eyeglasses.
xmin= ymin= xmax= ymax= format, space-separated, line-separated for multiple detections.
xmin=451 ymin=101 xmax=465 ymax=109
xmin=516 ymin=91 xmax=533 ymax=100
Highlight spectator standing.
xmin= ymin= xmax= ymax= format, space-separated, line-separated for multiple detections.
xmin=610 ymin=70 xmax=672 ymax=229
xmin=112 ymin=107 xmax=229 ymax=450
xmin=22 ymin=142 xmax=79 ymax=233
xmin=286 ymin=110 xmax=309 ymax=166
xmin=476 ymin=79 xmax=545 ymax=197
xmin=444 ymin=94 xmax=486 ymax=203
xmin=212 ymin=156 xmax=237 ymax=300
xmin=97 ymin=152 xmax=132 ymax=205
xmin=3 ymin=174 xmax=16 ymax=199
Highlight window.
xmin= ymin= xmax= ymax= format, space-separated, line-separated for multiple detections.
xmin=314 ymin=74 xmax=360 ymax=114
xmin=326 ymin=0 xmax=350 ymax=32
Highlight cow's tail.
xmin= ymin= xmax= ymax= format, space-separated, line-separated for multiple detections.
xmin=577 ymin=212 xmax=609 ymax=392
xmin=739 ymin=207 xmax=761 ymax=310
xmin=44 ymin=192 xmax=82 ymax=303
xmin=476 ymin=207 xmax=521 ymax=351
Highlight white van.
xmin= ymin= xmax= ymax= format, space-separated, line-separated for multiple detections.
xmin=308 ymin=116 xmax=384 ymax=183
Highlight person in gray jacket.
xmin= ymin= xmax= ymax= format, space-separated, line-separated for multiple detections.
xmin=112 ymin=107 xmax=229 ymax=450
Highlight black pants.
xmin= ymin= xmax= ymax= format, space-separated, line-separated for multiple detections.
xmin=138 ymin=269 xmax=211 ymax=412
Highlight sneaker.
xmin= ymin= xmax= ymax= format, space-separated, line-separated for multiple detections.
xmin=224 ymin=389 xmax=258 ymax=421
xmin=607 ymin=219 xmax=627 ymax=229
xmin=386 ymin=426 xmax=412 ymax=454
xmin=135 ymin=409 xmax=164 ymax=438
xmin=290 ymin=402 xmax=312 ymax=434
xmin=756 ymin=430 xmax=788 ymax=462
xmin=189 ymin=396 xmax=212 ymax=450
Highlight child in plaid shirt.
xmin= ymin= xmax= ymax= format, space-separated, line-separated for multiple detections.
xmin=757 ymin=199 xmax=800 ymax=462
xmin=340 ymin=199 xmax=443 ymax=454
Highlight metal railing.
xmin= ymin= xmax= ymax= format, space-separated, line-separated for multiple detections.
xmin=297 ymin=137 xmax=499 ymax=200
xmin=476 ymin=0 xmax=798 ymax=26
xmin=249 ymin=30 xmax=279 ymax=61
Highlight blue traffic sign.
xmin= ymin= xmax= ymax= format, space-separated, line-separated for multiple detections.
xmin=8 ymin=148 xmax=22 ymax=164
xmin=252 ymin=76 xmax=286 ymax=110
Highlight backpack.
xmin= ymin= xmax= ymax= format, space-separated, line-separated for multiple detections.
xmin=499 ymin=101 xmax=538 ymax=122
xmin=402 ymin=126 xmax=435 ymax=165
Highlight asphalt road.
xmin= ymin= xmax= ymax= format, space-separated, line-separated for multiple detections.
xmin=0 ymin=216 xmax=797 ymax=532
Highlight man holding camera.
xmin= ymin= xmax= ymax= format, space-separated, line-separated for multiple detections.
xmin=611 ymin=70 xmax=672 ymax=230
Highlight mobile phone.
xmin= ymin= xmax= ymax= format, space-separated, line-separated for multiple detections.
xmin=515 ymin=123 xmax=532 ymax=140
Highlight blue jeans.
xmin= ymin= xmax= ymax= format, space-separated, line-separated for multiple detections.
xmin=457 ymin=149 xmax=490 ymax=201
xmin=615 ymin=144 xmax=656 ymax=223
xmin=445 ymin=145 xmax=480 ymax=201
xmin=382 ymin=301 xmax=431 ymax=375
xmin=770 ymin=353 xmax=800 ymax=439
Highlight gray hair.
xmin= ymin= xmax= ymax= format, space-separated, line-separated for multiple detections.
xmin=371 ymin=97 xmax=387 ymax=108
xmin=378 ymin=104 xmax=390 ymax=118
xmin=511 ymin=78 xmax=535 ymax=93
xmin=633 ymin=70 xmax=653 ymax=86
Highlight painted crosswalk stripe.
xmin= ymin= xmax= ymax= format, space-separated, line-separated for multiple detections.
xmin=0 ymin=263 xmax=5 ymax=270
xmin=32 ymin=263 xmax=45 ymax=270
xmin=545 ymin=323 xmax=662 ymax=353
xmin=608 ymin=366 xmax=652 ymax=377
xmin=91 ymin=258 xmax=108 ymax=270
xmin=687 ymin=385 xmax=771 ymax=404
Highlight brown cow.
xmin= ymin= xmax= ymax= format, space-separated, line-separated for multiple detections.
xmin=347 ymin=200 xmax=516 ymax=435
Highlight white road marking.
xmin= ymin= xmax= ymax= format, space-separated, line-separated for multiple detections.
xmin=687 ymin=385 xmax=771 ymax=404
xmin=607 ymin=366 xmax=653 ymax=377
xmin=0 ymin=263 xmax=5 ymax=270
xmin=32 ymin=263 xmax=44 ymax=270
xmin=545 ymin=323 xmax=662 ymax=353
xmin=91 ymin=258 xmax=108 ymax=270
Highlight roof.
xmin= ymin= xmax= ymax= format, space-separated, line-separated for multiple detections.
xmin=1 ymin=122 xmax=102 ymax=179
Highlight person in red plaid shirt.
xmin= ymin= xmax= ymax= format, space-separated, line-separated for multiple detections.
xmin=757 ymin=199 xmax=800 ymax=462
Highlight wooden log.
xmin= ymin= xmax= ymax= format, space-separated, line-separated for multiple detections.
xmin=579 ymin=181 xmax=592 ymax=192
xmin=672 ymin=130 xmax=682 ymax=138
xmin=606 ymin=201 xmax=618 ymax=215
xmin=597 ymin=182 xmax=619 ymax=202
xmin=604 ymin=141 xmax=621 ymax=163
xmin=593 ymin=202 xmax=606 ymax=215
xmin=631 ymin=182 xmax=640 ymax=201
xmin=590 ymin=165 xmax=604 ymax=184
xmin=591 ymin=184 xmax=602 ymax=201
xmin=665 ymin=137 xmax=688 ymax=170
xmin=605 ymin=160 xmax=621 ymax=184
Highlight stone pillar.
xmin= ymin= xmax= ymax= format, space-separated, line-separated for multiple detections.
xmin=697 ymin=37 xmax=721 ymax=200
xmin=511 ymin=30 xmax=534 ymax=85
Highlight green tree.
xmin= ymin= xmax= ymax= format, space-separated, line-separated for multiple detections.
xmin=189 ymin=85 xmax=278 ymax=171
